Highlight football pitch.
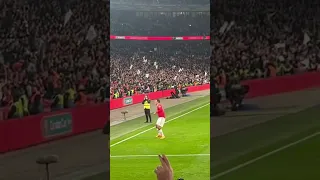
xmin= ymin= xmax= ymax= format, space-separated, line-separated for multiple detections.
xmin=211 ymin=104 xmax=320 ymax=180
xmin=83 ymin=96 xmax=210 ymax=180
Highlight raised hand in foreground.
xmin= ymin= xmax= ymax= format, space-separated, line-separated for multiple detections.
xmin=154 ymin=154 xmax=174 ymax=180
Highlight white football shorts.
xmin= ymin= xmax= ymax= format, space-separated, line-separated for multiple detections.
xmin=156 ymin=117 xmax=165 ymax=127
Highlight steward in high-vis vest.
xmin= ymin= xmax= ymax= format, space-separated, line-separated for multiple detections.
xmin=51 ymin=89 xmax=64 ymax=111
xmin=113 ymin=91 xmax=119 ymax=99
xmin=127 ymin=88 xmax=134 ymax=96
xmin=65 ymin=86 xmax=76 ymax=108
xmin=142 ymin=95 xmax=151 ymax=123
xmin=8 ymin=96 xmax=23 ymax=119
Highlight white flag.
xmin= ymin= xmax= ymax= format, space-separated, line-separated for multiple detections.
xmin=205 ymin=71 xmax=207 ymax=76
xmin=142 ymin=56 xmax=147 ymax=63
xmin=137 ymin=70 xmax=140 ymax=74
xmin=267 ymin=12 xmax=276 ymax=20
xmin=303 ymin=32 xmax=310 ymax=45
xmin=174 ymin=76 xmax=177 ymax=80
xmin=129 ymin=64 xmax=133 ymax=69
xmin=86 ymin=25 xmax=97 ymax=41
xmin=178 ymin=68 xmax=183 ymax=72
xmin=64 ymin=9 xmax=73 ymax=26
xmin=145 ymin=74 xmax=149 ymax=78
xmin=226 ymin=21 xmax=235 ymax=32
xmin=219 ymin=21 xmax=229 ymax=34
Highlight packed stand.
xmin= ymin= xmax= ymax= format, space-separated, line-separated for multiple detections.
xmin=111 ymin=41 xmax=210 ymax=99
xmin=0 ymin=0 xmax=109 ymax=119
xmin=211 ymin=0 xmax=320 ymax=85
xmin=111 ymin=10 xmax=209 ymax=36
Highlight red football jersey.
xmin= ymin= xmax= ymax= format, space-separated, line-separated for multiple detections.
xmin=156 ymin=104 xmax=166 ymax=118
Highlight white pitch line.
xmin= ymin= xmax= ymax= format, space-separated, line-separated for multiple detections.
xmin=212 ymin=131 xmax=320 ymax=179
xmin=111 ymin=154 xmax=210 ymax=158
xmin=110 ymin=103 xmax=209 ymax=147
xmin=111 ymin=102 xmax=208 ymax=140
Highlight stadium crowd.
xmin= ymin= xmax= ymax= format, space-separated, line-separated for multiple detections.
xmin=0 ymin=0 xmax=109 ymax=119
xmin=110 ymin=11 xmax=210 ymax=99
xmin=211 ymin=0 xmax=320 ymax=84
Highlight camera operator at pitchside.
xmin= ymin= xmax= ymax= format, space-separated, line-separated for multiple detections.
xmin=225 ymin=76 xmax=249 ymax=111
xmin=211 ymin=80 xmax=225 ymax=116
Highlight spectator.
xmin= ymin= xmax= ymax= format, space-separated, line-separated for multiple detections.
xmin=155 ymin=154 xmax=174 ymax=180
xmin=211 ymin=0 xmax=320 ymax=86
xmin=110 ymin=9 xmax=209 ymax=99
xmin=0 ymin=0 xmax=109 ymax=119
xmin=111 ymin=41 xmax=210 ymax=99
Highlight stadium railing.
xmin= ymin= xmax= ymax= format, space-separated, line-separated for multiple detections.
xmin=242 ymin=72 xmax=320 ymax=99
xmin=0 ymin=102 xmax=109 ymax=153
xmin=110 ymin=83 xmax=210 ymax=110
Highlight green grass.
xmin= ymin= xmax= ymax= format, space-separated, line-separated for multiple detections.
xmin=111 ymin=96 xmax=209 ymax=140
xmin=83 ymin=96 xmax=210 ymax=180
xmin=211 ymin=105 xmax=320 ymax=179
xmin=215 ymin=133 xmax=320 ymax=180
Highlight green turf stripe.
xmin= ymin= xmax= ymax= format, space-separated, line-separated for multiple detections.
xmin=211 ymin=105 xmax=320 ymax=175
xmin=111 ymin=103 xmax=209 ymax=145
xmin=212 ymin=130 xmax=320 ymax=179
xmin=110 ymin=105 xmax=210 ymax=180
xmin=84 ymin=97 xmax=210 ymax=180
xmin=111 ymin=96 xmax=209 ymax=142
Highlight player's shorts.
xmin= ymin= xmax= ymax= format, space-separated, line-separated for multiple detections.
xmin=156 ymin=117 xmax=165 ymax=127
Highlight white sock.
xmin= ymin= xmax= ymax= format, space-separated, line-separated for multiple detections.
xmin=159 ymin=129 xmax=164 ymax=136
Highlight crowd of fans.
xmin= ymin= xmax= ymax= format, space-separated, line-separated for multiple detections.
xmin=211 ymin=0 xmax=320 ymax=84
xmin=111 ymin=41 xmax=210 ymax=98
xmin=0 ymin=0 xmax=109 ymax=119
xmin=111 ymin=11 xmax=209 ymax=99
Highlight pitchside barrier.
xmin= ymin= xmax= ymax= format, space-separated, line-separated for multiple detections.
xmin=110 ymin=84 xmax=210 ymax=110
xmin=242 ymin=72 xmax=320 ymax=98
xmin=0 ymin=73 xmax=319 ymax=153
xmin=0 ymin=84 xmax=208 ymax=153
xmin=0 ymin=102 xmax=109 ymax=153
xmin=1 ymin=72 xmax=320 ymax=154
xmin=0 ymin=35 xmax=211 ymax=154
xmin=215 ymin=72 xmax=320 ymax=103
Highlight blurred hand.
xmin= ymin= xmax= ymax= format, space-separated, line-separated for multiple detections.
xmin=154 ymin=154 xmax=173 ymax=180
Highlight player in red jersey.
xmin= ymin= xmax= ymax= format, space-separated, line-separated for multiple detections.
xmin=154 ymin=99 xmax=166 ymax=139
